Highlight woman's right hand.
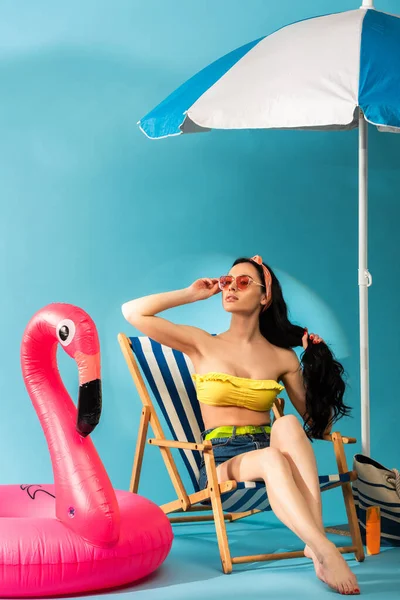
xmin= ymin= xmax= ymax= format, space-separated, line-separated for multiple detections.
xmin=187 ymin=278 xmax=221 ymax=302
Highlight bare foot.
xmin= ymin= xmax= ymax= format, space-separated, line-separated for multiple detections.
xmin=305 ymin=543 xmax=360 ymax=595
xmin=304 ymin=544 xmax=326 ymax=583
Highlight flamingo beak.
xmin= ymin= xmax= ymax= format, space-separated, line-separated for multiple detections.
xmin=75 ymin=351 xmax=102 ymax=437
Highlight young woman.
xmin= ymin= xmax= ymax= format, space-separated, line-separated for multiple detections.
xmin=122 ymin=255 xmax=359 ymax=595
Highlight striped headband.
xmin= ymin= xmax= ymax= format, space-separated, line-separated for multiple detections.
xmin=250 ymin=255 xmax=272 ymax=311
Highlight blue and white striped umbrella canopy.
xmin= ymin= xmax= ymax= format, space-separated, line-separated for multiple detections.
xmin=139 ymin=8 xmax=400 ymax=139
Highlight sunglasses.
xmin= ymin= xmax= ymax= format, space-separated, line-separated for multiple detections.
xmin=218 ymin=275 xmax=265 ymax=291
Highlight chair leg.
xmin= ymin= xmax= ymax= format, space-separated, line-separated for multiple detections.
xmin=203 ymin=449 xmax=233 ymax=574
xmin=332 ymin=432 xmax=365 ymax=562
xmin=341 ymin=482 xmax=365 ymax=561
xmin=129 ymin=406 xmax=150 ymax=493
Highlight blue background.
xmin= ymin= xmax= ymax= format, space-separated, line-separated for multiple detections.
xmin=0 ymin=0 xmax=399 ymax=525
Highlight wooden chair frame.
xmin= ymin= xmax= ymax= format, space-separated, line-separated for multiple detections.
xmin=118 ymin=333 xmax=365 ymax=573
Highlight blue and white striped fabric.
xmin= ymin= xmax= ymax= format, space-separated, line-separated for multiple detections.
xmin=130 ymin=336 xmax=203 ymax=490
xmin=139 ymin=8 xmax=400 ymax=139
xmin=130 ymin=336 xmax=351 ymax=511
xmin=352 ymin=454 xmax=400 ymax=546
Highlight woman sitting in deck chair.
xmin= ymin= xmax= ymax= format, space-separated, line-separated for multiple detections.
xmin=122 ymin=255 xmax=359 ymax=595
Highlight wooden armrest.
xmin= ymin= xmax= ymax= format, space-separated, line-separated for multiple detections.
xmin=322 ymin=433 xmax=357 ymax=444
xmin=148 ymin=438 xmax=212 ymax=452
xmin=272 ymin=397 xmax=285 ymax=420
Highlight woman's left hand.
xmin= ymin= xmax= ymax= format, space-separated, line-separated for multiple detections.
xmin=302 ymin=330 xmax=324 ymax=350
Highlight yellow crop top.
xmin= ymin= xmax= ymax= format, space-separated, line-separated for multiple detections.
xmin=191 ymin=372 xmax=285 ymax=413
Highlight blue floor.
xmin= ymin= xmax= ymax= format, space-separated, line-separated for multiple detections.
xmin=81 ymin=514 xmax=399 ymax=600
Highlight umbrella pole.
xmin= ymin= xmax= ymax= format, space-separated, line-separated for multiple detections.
xmin=358 ymin=110 xmax=371 ymax=456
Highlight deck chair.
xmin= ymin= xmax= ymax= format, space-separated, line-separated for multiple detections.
xmin=118 ymin=333 xmax=365 ymax=573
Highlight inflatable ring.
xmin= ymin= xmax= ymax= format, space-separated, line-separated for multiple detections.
xmin=0 ymin=304 xmax=173 ymax=597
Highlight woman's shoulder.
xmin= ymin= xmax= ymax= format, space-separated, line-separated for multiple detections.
xmin=272 ymin=345 xmax=300 ymax=374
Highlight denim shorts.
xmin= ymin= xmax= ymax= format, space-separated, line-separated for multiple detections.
xmin=198 ymin=426 xmax=271 ymax=490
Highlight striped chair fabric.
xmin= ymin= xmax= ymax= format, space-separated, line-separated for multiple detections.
xmin=130 ymin=336 xmax=351 ymax=512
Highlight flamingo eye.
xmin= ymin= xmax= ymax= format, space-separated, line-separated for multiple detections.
xmin=59 ymin=326 xmax=69 ymax=341
xmin=57 ymin=319 xmax=76 ymax=346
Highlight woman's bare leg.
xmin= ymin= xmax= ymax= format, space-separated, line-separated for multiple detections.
xmin=269 ymin=415 xmax=360 ymax=593
xmin=270 ymin=415 xmax=324 ymax=532
xmin=270 ymin=414 xmax=327 ymax=575
xmin=216 ymin=446 xmax=359 ymax=594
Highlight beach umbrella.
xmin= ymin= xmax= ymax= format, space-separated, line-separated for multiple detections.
xmin=138 ymin=2 xmax=400 ymax=456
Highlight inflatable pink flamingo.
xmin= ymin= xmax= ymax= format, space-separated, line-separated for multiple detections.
xmin=0 ymin=303 xmax=173 ymax=597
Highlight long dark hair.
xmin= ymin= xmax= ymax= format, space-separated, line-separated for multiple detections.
xmin=233 ymin=258 xmax=351 ymax=439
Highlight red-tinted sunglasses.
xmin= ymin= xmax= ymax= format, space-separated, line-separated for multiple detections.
xmin=219 ymin=275 xmax=265 ymax=291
